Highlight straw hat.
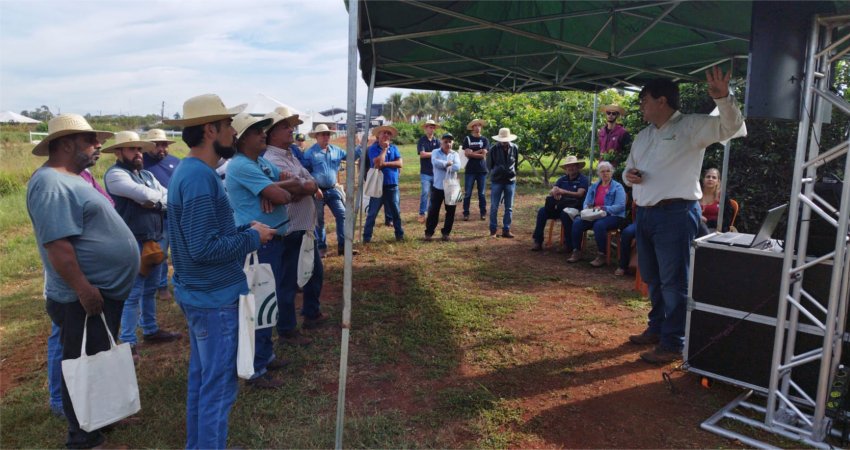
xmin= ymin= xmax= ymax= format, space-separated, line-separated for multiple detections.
xmin=559 ymin=155 xmax=586 ymax=169
xmin=466 ymin=118 xmax=487 ymax=130
xmin=371 ymin=125 xmax=398 ymax=139
xmin=101 ymin=131 xmax=155 ymax=154
xmin=420 ymin=119 xmax=440 ymax=129
xmin=600 ymin=104 xmax=627 ymax=116
xmin=31 ymin=114 xmax=114 ymax=156
xmin=263 ymin=106 xmax=303 ymax=131
xmin=492 ymin=127 xmax=517 ymax=142
xmin=232 ymin=113 xmax=273 ymax=140
xmin=144 ymin=128 xmax=175 ymax=144
xmin=308 ymin=124 xmax=336 ymax=138
xmin=163 ymin=94 xmax=235 ymax=127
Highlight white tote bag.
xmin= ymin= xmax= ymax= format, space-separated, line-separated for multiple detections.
xmin=61 ymin=313 xmax=141 ymax=432
xmin=296 ymin=233 xmax=315 ymax=288
xmin=363 ymin=168 xmax=384 ymax=198
xmin=443 ymin=173 xmax=463 ymax=206
xmin=243 ymin=251 xmax=278 ymax=329
xmin=237 ymin=252 xmax=258 ymax=379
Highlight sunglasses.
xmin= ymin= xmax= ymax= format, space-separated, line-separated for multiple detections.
xmin=606 ymin=111 xmax=620 ymax=116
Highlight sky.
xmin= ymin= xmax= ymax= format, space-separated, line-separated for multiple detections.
xmin=0 ymin=0 xmax=413 ymax=118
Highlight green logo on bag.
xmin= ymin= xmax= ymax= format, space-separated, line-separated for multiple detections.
xmin=256 ymin=292 xmax=278 ymax=328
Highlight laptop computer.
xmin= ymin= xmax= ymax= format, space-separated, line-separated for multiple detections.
xmin=706 ymin=203 xmax=788 ymax=248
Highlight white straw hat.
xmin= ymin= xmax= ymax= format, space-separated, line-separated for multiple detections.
xmin=263 ymin=106 xmax=304 ymax=131
xmin=466 ymin=118 xmax=487 ymax=130
xmin=420 ymin=119 xmax=440 ymax=129
xmin=144 ymin=128 xmax=175 ymax=144
xmin=101 ymin=131 xmax=155 ymax=154
xmin=232 ymin=113 xmax=273 ymax=140
xmin=163 ymin=94 xmax=236 ymax=127
xmin=31 ymin=114 xmax=114 ymax=156
xmin=308 ymin=123 xmax=336 ymax=138
xmin=492 ymin=127 xmax=517 ymax=142
xmin=559 ymin=155 xmax=587 ymax=169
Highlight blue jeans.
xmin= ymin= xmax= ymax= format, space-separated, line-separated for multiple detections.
xmin=489 ymin=181 xmax=515 ymax=233
xmin=157 ymin=221 xmax=170 ymax=289
xmin=120 ymin=242 xmax=160 ymax=345
xmin=636 ymin=200 xmax=700 ymax=352
xmin=47 ymin=322 xmax=63 ymax=413
xmin=363 ymin=184 xmax=404 ymax=242
xmin=253 ymin=238 xmax=284 ymax=377
xmin=315 ymin=188 xmax=346 ymax=251
xmin=571 ymin=215 xmax=623 ymax=252
xmin=419 ymin=174 xmax=433 ymax=216
xmin=276 ymin=231 xmax=324 ymax=335
xmin=181 ymin=303 xmax=239 ymax=450
xmin=619 ymin=223 xmax=637 ymax=270
xmin=463 ymin=172 xmax=487 ymax=217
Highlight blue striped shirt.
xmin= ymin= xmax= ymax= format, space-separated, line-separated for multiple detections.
xmin=167 ymin=157 xmax=260 ymax=308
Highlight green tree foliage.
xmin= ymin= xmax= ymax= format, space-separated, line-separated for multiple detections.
xmin=402 ymin=92 xmax=431 ymax=122
xmin=20 ymin=105 xmax=54 ymax=122
xmin=384 ymin=93 xmax=405 ymax=123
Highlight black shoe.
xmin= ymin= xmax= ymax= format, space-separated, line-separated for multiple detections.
xmin=266 ymin=357 xmax=289 ymax=371
xmin=501 ymin=230 xmax=515 ymax=238
xmin=441 ymin=234 xmax=450 ymax=242
xmin=424 ymin=234 xmax=433 ymax=242
xmin=143 ymin=329 xmax=182 ymax=343
xmin=302 ymin=312 xmax=330 ymax=329
xmin=640 ymin=346 xmax=682 ymax=364
xmin=463 ymin=215 xmax=469 ymax=221
xmin=246 ymin=372 xmax=284 ymax=389
xmin=480 ymin=214 xmax=486 ymax=221
xmin=531 ymin=242 xmax=543 ymax=251
xmin=629 ymin=330 xmax=661 ymax=345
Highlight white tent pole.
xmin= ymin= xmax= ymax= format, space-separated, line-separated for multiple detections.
xmin=716 ymin=59 xmax=735 ymax=230
xmin=335 ymin=0 xmax=359 ymax=446
xmin=587 ymin=90 xmax=599 ymax=175
xmin=355 ymin=63 xmax=377 ymax=241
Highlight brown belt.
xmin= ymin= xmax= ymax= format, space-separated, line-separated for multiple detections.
xmin=644 ymin=198 xmax=689 ymax=208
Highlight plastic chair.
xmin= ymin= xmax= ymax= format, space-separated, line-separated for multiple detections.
xmin=545 ymin=218 xmax=564 ymax=247
xmin=728 ymin=199 xmax=739 ymax=231
xmin=605 ymin=229 xmax=621 ymax=265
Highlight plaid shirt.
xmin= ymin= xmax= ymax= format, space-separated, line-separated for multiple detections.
xmin=264 ymin=145 xmax=317 ymax=234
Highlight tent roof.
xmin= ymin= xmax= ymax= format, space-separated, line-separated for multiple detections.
xmin=239 ymin=93 xmax=303 ymax=116
xmin=355 ymin=1 xmax=849 ymax=93
xmin=0 ymin=111 xmax=41 ymax=124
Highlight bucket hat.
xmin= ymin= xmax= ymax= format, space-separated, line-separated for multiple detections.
xmin=101 ymin=131 xmax=155 ymax=154
xmin=163 ymin=94 xmax=235 ymax=127
xmin=31 ymin=114 xmax=114 ymax=156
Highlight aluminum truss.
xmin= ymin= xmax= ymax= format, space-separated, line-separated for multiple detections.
xmin=701 ymin=13 xmax=850 ymax=448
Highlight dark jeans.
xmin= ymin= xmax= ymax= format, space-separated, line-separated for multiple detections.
xmin=425 ymin=187 xmax=457 ymax=237
xmin=46 ymin=297 xmax=124 ymax=449
xmin=463 ymin=172 xmax=487 ymax=217
xmin=532 ymin=206 xmax=574 ymax=246
xmin=619 ymin=222 xmax=637 ymax=270
xmin=276 ymin=230 xmax=324 ymax=335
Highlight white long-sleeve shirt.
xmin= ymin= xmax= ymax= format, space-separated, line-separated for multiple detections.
xmin=103 ymin=167 xmax=167 ymax=209
xmin=625 ymin=95 xmax=744 ymax=207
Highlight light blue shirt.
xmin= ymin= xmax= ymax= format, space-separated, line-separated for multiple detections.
xmin=27 ymin=167 xmax=140 ymax=303
xmin=225 ymin=153 xmax=289 ymax=234
xmin=302 ymin=143 xmax=360 ymax=189
xmin=431 ymin=149 xmax=461 ymax=190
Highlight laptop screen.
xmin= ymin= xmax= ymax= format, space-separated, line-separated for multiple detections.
xmin=751 ymin=204 xmax=788 ymax=246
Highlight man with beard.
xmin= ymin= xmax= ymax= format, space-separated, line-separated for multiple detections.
xmin=143 ymin=128 xmax=180 ymax=301
xmin=262 ymin=106 xmax=328 ymax=346
xmin=597 ymin=104 xmax=631 ymax=162
xmin=164 ymin=94 xmax=276 ymax=449
xmin=27 ymin=114 xmax=137 ymax=448
xmin=104 ymin=131 xmax=182 ymax=362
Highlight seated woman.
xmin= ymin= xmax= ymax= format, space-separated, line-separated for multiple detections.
xmin=567 ymin=161 xmax=627 ymax=267
xmin=698 ymin=167 xmax=734 ymax=236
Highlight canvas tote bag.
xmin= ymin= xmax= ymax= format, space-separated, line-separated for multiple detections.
xmin=243 ymin=251 xmax=278 ymax=330
xmin=61 ymin=313 xmax=141 ymax=431
xmin=363 ymin=168 xmax=384 ymax=198
xmin=443 ymin=171 xmax=463 ymax=206
xmin=296 ymin=232 xmax=316 ymax=288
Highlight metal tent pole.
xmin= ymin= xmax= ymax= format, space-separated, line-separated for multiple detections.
xmin=587 ymin=90 xmax=599 ymax=174
xmin=335 ymin=0 xmax=359 ymax=446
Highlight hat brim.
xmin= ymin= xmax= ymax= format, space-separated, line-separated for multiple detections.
xmin=421 ymin=122 xmax=440 ymax=129
xmin=308 ymin=129 xmax=335 ymax=138
xmin=600 ymin=105 xmax=627 ymax=116
xmin=492 ymin=134 xmax=517 ymax=142
xmin=147 ymin=138 xmax=175 ymax=145
xmin=236 ymin=118 xmax=273 ymax=140
xmin=31 ymin=130 xmax=115 ymax=156
xmin=560 ymin=161 xmax=587 ymax=169
xmin=265 ymin=115 xmax=304 ymax=132
xmin=371 ymin=126 xmax=399 ymax=139
xmin=466 ymin=119 xmax=486 ymax=130
xmin=101 ymin=140 xmax=156 ymax=154
xmin=162 ymin=113 xmax=236 ymax=127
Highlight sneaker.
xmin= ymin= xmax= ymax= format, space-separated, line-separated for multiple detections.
xmin=279 ymin=330 xmax=312 ymax=346
xmin=628 ymin=329 xmax=661 ymax=345
xmin=265 ymin=357 xmax=290 ymax=371
xmin=157 ymin=287 xmax=172 ymax=301
xmin=490 ymin=231 xmax=498 ymax=238
xmin=531 ymin=242 xmax=543 ymax=251
xmin=441 ymin=234 xmax=450 ymax=242
xmin=501 ymin=230 xmax=515 ymax=238
xmin=424 ymin=234 xmax=433 ymax=242
xmin=614 ymin=268 xmax=626 ymax=276
xmin=463 ymin=215 xmax=469 ymax=221
xmin=143 ymin=329 xmax=182 ymax=343
xmin=246 ymin=372 xmax=283 ymax=389
xmin=384 ymin=221 xmax=393 ymax=227
xmin=480 ymin=214 xmax=486 ymax=221
xmin=640 ymin=346 xmax=682 ymax=364
xmin=302 ymin=312 xmax=330 ymax=329
xmin=567 ymin=250 xmax=581 ymax=263
xmin=589 ymin=252 xmax=606 ymax=267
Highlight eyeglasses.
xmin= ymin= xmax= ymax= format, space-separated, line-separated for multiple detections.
xmin=606 ymin=111 xmax=619 ymax=116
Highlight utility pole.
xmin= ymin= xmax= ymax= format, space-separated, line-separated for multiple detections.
xmin=161 ymin=101 xmax=165 ymax=122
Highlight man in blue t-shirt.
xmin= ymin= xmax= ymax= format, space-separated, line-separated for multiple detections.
xmin=164 ymin=94 xmax=276 ymax=449
xmin=416 ymin=119 xmax=440 ymax=222
xmin=363 ymin=125 xmax=404 ymax=242
xmin=530 ymin=156 xmax=590 ymax=251
xmin=462 ymin=119 xmax=489 ymax=221
xmin=225 ymin=113 xmax=293 ymax=389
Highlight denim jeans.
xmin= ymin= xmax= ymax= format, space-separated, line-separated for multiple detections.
xmin=46 ymin=297 xmax=124 ymax=449
xmin=276 ymin=230 xmax=324 ymax=335
xmin=463 ymin=172 xmax=487 ymax=217
xmin=419 ymin=174 xmax=433 ymax=216
xmin=424 ymin=187 xmax=457 ymax=237
xmin=157 ymin=221 xmax=170 ymax=290
xmin=314 ymin=187 xmax=346 ymax=251
xmin=636 ymin=200 xmax=699 ymax=352
xmin=120 ymin=242 xmax=160 ymax=345
xmin=47 ymin=321 xmax=63 ymax=412
xmin=489 ymin=181 xmax=515 ymax=233
xmin=619 ymin=222 xmax=637 ymax=270
xmin=253 ymin=238 xmax=285 ymax=377
xmin=571 ymin=215 xmax=623 ymax=252
xmin=363 ymin=184 xmax=404 ymax=242
xmin=181 ymin=303 xmax=239 ymax=450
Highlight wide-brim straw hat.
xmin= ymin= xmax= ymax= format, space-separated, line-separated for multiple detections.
xmin=371 ymin=125 xmax=398 ymax=139
xmin=492 ymin=127 xmax=517 ymax=142
xmin=600 ymin=104 xmax=627 ymax=116
xmin=144 ymin=128 xmax=175 ymax=144
xmin=263 ymin=106 xmax=304 ymax=131
xmin=421 ymin=119 xmax=440 ymax=129
xmin=31 ymin=114 xmax=114 ymax=156
xmin=466 ymin=118 xmax=487 ymax=130
xmin=101 ymin=131 xmax=156 ymax=154
xmin=308 ymin=123 xmax=336 ymax=138
xmin=163 ymin=94 xmax=236 ymax=127
xmin=560 ymin=155 xmax=587 ymax=169
xmin=232 ymin=113 xmax=273 ymax=140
